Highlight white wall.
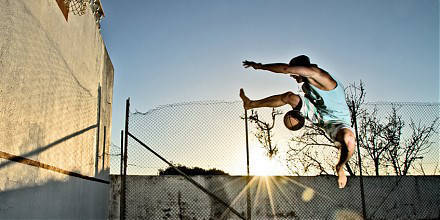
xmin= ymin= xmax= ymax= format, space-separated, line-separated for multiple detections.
xmin=110 ymin=175 xmax=440 ymax=219
xmin=0 ymin=0 xmax=113 ymax=219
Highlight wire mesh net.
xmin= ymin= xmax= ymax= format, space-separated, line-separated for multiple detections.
xmin=64 ymin=0 xmax=88 ymax=16
xmin=111 ymin=100 xmax=440 ymax=219
xmin=353 ymin=102 xmax=440 ymax=219
xmin=360 ymin=102 xmax=439 ymax=176
xmin=127 ymin=101 xmax=247 ymax=176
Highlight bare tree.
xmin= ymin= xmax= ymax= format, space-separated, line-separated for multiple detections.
xmin=346 ymin=81 xmax=440 ymax=176
xmin=246 ymin=108 xmax=283 ymax=158
xmin=357 ymin=106 xmax=404 ymax=175
xmin=347 ymin=81 xmax=439 ymax=176
xmin=286 ymin=125 xmax=338 ymax=175
xmin=386 ymin=116 xmax=439 ymax=176
xmin=346 ymin=80 xmax=366 ymax=125
xmin=355 ymin=102 xmax=439 ymax=176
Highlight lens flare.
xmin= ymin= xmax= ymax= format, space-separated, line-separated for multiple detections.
xmin=301 ymin=187 xmax=315 ymax=202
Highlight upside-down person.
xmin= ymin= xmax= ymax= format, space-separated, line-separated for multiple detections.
xmin=240 ymin=55 xmax=355 ymax=188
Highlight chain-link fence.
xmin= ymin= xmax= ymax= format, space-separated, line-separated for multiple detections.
xmin=360 ymin=102 xmax=439 ymax=176
xmin=110 ymin=99 xmax=439 ymax=219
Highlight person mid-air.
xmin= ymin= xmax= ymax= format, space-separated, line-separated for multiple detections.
xmin=240 ymin=55 xmax=355 ymax=188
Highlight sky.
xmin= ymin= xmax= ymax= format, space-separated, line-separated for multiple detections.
xmin=100 ymin=0 xmax=439 ymax=163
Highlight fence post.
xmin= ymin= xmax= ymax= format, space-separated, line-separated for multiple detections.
xmin=352 ymin=100 xmax=367 ymax=219
xmin=122 ymin=98 xmax=130 ymax=220
xmin=95 ymin=85 xmax=102 ymax=176
xmin=244 ymin=109 xmax=251 ymax=220
xmin=102 ymin=126 xmax=106 ymax=171
xmin=120 ymin=130 xmax=124 ymax=220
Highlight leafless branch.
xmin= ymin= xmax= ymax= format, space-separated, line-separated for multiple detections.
xmin=246 ymin=108 xmax=282 ymax=158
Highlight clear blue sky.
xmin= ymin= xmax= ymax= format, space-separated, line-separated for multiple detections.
xmin=100 ymin=0 xmax=439 ymax=145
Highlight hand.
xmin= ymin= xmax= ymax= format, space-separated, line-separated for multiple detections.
xmin=242 ymin=60 xmax=262 ymax=70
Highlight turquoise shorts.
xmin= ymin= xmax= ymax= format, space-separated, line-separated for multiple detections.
xmin=298 ymin=94 xmax=353 ymax=141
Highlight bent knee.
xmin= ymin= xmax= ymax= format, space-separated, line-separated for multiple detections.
xmin=281 ymin=91 xmax=300 ymax=108
xmin=344 ymin=133 xmax=356 ymax=153
xmin=337 ymin=128 xmax=356 ymax=153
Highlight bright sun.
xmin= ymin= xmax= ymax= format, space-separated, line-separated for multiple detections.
xmin=250 ymin=147 xmax=288 ymax=176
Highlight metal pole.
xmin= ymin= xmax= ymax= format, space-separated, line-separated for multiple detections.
xmin=95 ymin=85 xmax=102 ymax=176
xmin=102 ymin=126 xmax=106 ymax=171
xmin=352 ymin=100 xmax=367 ymax=219
xmin=120 ymin=130 xmax=124 ymax=177
xmin=244 ymin=109 xmax=251 ymax=220
xmin=122 ymin=98 xmax=130 ymax=220
xmin=119 ymin=130 xmax=123 ymax=220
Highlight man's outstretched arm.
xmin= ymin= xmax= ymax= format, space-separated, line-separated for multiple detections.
xmin=243 ymin=60 xmax=336 ymax=90
xmin=243 ymin=60 xmax=317 ymax=77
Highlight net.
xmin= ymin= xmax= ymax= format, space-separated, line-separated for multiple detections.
xmin=64 ymin=0 xmax=88 ymax=16
xmin=111 ymin=100 xmax=440 ymax=219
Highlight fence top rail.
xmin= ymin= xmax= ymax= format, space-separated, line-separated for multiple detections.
xmin=364 ymin=101 xmax=440 ymax=106
xmin=131 ymin=100 xmax=439 ymax=116
xmin=132 ymin=100 xmax=241 ymax=115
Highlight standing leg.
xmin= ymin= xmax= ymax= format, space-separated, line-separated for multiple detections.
xmin=239 ymin=88 xmax=301 ymax=110
xmin=335 ymin=128 xmax=356 ymax=188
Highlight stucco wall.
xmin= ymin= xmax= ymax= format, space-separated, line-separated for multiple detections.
xmin=0 ymin=0 xmax=113 ymax=219
xmin=110 ymin=175 xmax=440 ymax=219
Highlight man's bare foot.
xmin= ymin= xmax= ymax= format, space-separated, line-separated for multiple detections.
xmin=336 ymin=165 xmax=347 ymax=189
xmin=239 ymin=88 xmax=252 ymax=110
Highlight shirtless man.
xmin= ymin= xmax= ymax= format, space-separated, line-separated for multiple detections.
xmin=240 ymin=55 xmax=355 ymax=188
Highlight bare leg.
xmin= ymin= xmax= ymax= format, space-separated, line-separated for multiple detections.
xmin=335 ymin=128 xmax=356 ymax=188
xmin=239 ymin=88 xmax=300 ymax=110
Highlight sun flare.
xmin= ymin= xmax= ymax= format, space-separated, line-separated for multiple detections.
xmin=250 ymin=147 xmax=288 ymax=176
